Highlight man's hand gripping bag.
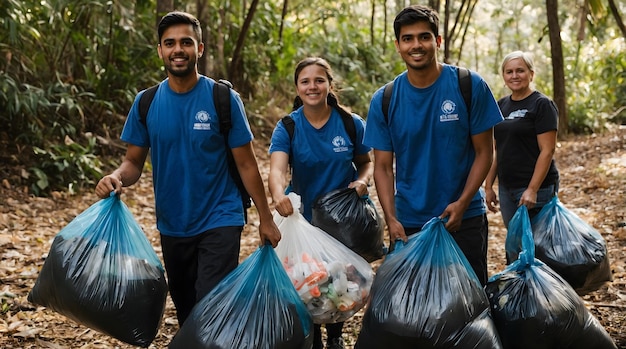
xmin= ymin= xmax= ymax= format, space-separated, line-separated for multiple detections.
xmin=355 ymin=217 xmax=502 ymax=349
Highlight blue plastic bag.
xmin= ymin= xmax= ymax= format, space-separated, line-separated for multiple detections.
xmin=355 ymin=217 xmax=502 ymax=349
xmin=28 ymin=194 xmax=167 ymax=347
xmin=530 ymin=196 xmax=612 ymax=295
xmin=169 ymin=243 xmax=313 ymax=349
xmin=487 ymin=205 xmax=617 ymax=349
xmin=312 ymin=187 xmax=386 ymax=262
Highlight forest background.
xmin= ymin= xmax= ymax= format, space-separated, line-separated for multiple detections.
xmin=1 ymin=0 xmax=625 ymax=195
xmin=0 ymin=0 xmax=625 ymax=348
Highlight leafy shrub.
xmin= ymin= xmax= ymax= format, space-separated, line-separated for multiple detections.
xmin=30 ymin=135 xmax=103 ymax=196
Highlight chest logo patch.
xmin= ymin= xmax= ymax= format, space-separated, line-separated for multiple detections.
xmin=193 ymin=110 xmax=212 ymax=130
xmin=332 ymin=136 xmax=349 ymax=153
xmin=440 ymin=99 xmax=460 ymax=122
xmin=506 ymin=109 xmax=528 ymax=119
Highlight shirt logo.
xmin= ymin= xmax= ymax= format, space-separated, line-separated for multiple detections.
xmin=332 ymin=136 xmax=349 ymax=153
xmin=193 ymin=110 xmax=212 ymax=130
xmin=506 ymin=109 xmax=528 ymax=120
xmin=440 ymin=100 xmax=459 ymax=122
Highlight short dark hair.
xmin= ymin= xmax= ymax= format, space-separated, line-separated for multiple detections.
xmin=393 ymin=5 xmax=440 ymax=41
xmin=157 ymin=11 xmax=202 ymax=43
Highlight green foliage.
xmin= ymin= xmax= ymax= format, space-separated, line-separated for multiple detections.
xmin=1 ymin=0 xmax=625 ymax=196
xmin=244 ymin=1 xmax=402 ymax=119
xmin=1 ymin=0 xmax=162 ymax=195
xmin=566 ymin=38 xmax=626 ymax=133
xmin=30 ymin=135 xmax=103 ymax=196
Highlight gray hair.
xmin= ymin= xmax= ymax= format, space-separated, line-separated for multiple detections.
xmin=501 ymin=51 xmax=535 ymax=75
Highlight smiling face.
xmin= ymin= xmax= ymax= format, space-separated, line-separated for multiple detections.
xmin=157 ymin=23 xmax=204 ymax=78
xmin=295 ymin=64 xmax=330 ymax=108
xmin=395 ymin=21 xmax=441 ymax=72
xmin=502 ymin=57 xmax=534 ymax=94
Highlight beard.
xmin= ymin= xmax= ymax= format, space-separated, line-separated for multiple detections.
xmin=164 ymin=56 xmax=197 ymax=78
xmin=404 ymin=51 xmax=436 ymax=71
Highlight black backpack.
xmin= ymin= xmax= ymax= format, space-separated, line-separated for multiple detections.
xmin=280 ymin=111 xmax=357 ymax=165
xmin=138 ymin=80 xmax=252 ymax=220
xmin=382 ymin=66 xmax=472 ymax=122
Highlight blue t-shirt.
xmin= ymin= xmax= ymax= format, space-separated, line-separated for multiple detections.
xmin=121 ymin=76 xmax=253 ymax=237
xmin=364 ymin=64 xmax=503 ymax=228
xmin=268 ymin=107 xmax=370 ymax=221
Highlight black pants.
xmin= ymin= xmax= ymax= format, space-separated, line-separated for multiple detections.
xmin=160 ymin=226 xmax=242 ymax=325
xmin=313 ymin=322 xmax=344 ymax=349
xmin=405 ymin=214 xmax=488 ymax=285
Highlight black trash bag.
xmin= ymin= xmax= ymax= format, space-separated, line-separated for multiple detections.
xmin=529 ymin=196 xmax=612 ymax=295
xmin=28 ymin=194 xmax=167 ymax=347
xmin=355 ymin=217 xmax=502 ymax=349
xmin=169 ymin=243 xmax=313 ymax=349
xmin=312 ymin=187 xmax=385 ymax=262
xmin=487 ymin=205 xmax=617 ymax=349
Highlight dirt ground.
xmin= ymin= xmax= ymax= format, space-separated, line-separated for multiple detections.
xmin=1 ymin=127 xmax=625 ymax=348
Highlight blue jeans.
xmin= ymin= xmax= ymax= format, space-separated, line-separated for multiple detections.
xmin=499 ymin=183 xmax=558 ymax=228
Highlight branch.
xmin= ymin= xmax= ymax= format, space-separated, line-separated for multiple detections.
xmin=608 ymin=0 xmax=626 ymax=40
xmin=587 ymin=302 xmax=626 ymax=309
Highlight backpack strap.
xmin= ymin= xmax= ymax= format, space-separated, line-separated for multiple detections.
xmin=457 ymin=67 xmax=472 ymax=117
xmin=138 ymin=84 xmax=159 ymax=126
xmin=382 ymin=67 xmax=472 ymax=123
xmin=280 ymin=115 xmax=295 ymax=165
xmin=214 ymin=79 xmax=233 ymax=135
xmin=382 ymin=81 xmax=394 ymax=124
xmin=281 ymin=115 xmax=295 ymax=140
xmin=214 ymin=79 xmax=252 ymax=217
xmin=338 ymin=111 xmax=357 ymax=149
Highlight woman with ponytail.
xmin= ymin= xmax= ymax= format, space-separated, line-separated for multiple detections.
xmin=268 ymin=57 xmax=373 ymax=349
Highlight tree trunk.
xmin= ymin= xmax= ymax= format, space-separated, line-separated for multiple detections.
xmin=577 ymin=0 xmax=588 ymax=41
xmin=608 ymin=0 xmax=626 ymax=39
xmin=441 ymin=0 xmax=476 ymax=64
xmin=156 ymin=0 xmax=174 ymax=32
xmin=383 ymin=0 xmax=389 ymax=53
xmin=370 ymin=0 xmax=375 ymax=46
xmin=196 ymin=1 xmax=208 ymax=77
xmin=443 ymin=0 xmax=450 ymax=63
xmin=546 ymin=0 xmax=568 ymax=136
xmin=229 ymin=0 xmax=260 ymax=94
xmin=279 ymin=0 xmax=289 ymax=45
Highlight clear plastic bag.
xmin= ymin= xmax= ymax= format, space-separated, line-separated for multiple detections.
xmin=28 ymin=194 xmax=167 ymax=347
xmin=488 ymin=205 xmax=617 ymax=349
xmin=311 ymin=187 xmax=386 ymax=262
xmin=274 ymin=193 xmax=374 ymax=324
xmin=169 ymin=243 xmax=313 ymax=349
xmin=506 ymin=196 xmax=612 ymax=295
xmin=355 ymin=217 xmax=502 ymax=349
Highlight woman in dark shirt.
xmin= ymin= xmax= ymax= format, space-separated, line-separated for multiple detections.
xmin=485 ymin=50 xmax=560 ymax=228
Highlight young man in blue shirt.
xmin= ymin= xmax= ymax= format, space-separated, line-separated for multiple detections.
xmin=364 ymin=5 xmax=503 ymax=284
xmin=95 ymin=11 xmax=280 ymax=326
